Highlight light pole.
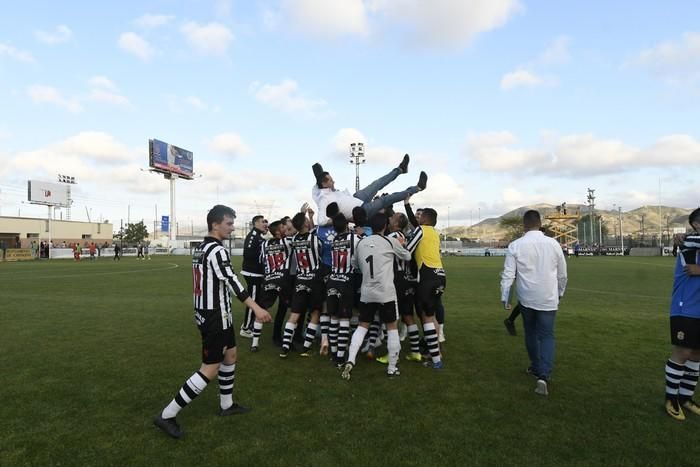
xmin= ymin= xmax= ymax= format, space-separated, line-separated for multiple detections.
xmin=57 ymin=174 xmax=76 ymax=221
xmin=349 ymin=143 xmax=365 ymax=192
xmin=587 ymin=188 xmax=596 ymax=246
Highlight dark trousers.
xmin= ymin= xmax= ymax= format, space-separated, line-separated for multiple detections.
xmin=241 ymin=275 xmax=263 ymax=331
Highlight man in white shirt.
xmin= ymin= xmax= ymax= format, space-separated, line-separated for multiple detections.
xmin=500 ymin=210 xmax=567 ymax=396
xmin=311 ymin=155 xmax=427 ymax=226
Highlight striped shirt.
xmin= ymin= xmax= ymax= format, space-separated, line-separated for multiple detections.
xmin=291 ymin=230 xmax=322 ymax=279
xmin=388 ymin=230 xmax=418 ymax=282
xmin=330 ymin=231 xmax=359 ymax=281
xmin=262 ymin=237 xmax=293 ymax=279
xmin=192 ymin=237 xmax=249 ymax=328
xmin=405 ymin=225 xmax=443 ymax=270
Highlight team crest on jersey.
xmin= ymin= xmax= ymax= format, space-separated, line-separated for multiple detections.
xmin=678 ymin=331 xmax=685 ymax=341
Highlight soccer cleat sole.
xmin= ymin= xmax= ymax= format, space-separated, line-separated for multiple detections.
xmin=405 ymin=353 xmax=422 ymax=362
xmin=535 ymin=379 xmax=549 ymax=396
xmin=341 ymin=363 xmax=354 ymax=381
xmin=682 ymin=400 xmax=700 ymax=417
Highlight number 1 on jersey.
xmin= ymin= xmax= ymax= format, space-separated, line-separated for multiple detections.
xmin=365 ymin=254 xmax=374 ymax=278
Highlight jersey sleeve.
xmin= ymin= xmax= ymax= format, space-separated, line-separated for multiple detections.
xmin=210 ymin=247 xmax=249 ymax=302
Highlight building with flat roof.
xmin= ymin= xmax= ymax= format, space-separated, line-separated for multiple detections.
xmin=0 ymin=216 xmax=113 ymax=248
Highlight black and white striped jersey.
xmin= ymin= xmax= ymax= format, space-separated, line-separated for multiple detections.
xmin=330 ymin=231 xmax=359 ymax=281
xmin=261 ymin=237 xmax=293 ymax=279
xmin=681 ymin=232 xmax=700 ymax=266
xmin=388 ymin=230 xmax=418 ymax=282
xmin=290 ymin=230 xmax=322 ymax=279
xmin=192 ymin=237 xmax=249 ymax=328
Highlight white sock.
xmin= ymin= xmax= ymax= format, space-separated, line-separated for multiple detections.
xmin=387 ymin=329 xmax=400 ymax=372
xmin=347 ymin=326 xmax=368 ymax=365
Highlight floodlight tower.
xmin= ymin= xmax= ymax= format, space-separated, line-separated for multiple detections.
xmin=349 ymin=142 xmax=366 ymax=192
xmin=587 ymin=188 xmax=596 ymax=245
xmin=57 ymin=174 xmax=76 ymax=220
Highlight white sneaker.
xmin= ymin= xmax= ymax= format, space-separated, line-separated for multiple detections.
xmin=535 ymin=379 xmax=548 ymax=396
xmin=438 ymin=330 xmax=446 ymax=343
xmin=239 ymin=328 xmax=253 ymax=339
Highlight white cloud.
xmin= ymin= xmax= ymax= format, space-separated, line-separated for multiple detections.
xmin=34 ymin=25 xmax=73 ymax=44
xmin=250 ymin=79 xmax=329 ymax=117
xmin=88 ymin=76 xmax=117 ymax=91
xmin=181 ymin=21 xmax=233 ymax=56
xmin=54 ymin=131 xmax=139 ymax=163
xmin=133 ymin=14 xmax=174 ymax=29
xmin=208 ymin=133 xmax=251 ymax=157
xmin=280 ymin=0 xmax=369 ymax=38
xmin=27 ymin=85 xmax=83 ymax=113
xmin=500 ymin=69 xmax=544 ymax=90
xmin=501 ymin=35 xmax=569 ymax=91
xmin=185 ymin=96 xmax=207 ymax=110
xmin=538 ymin=35 xmax=570 ymax=65
xmin=372 ymin=0 xmax=522 ymax=48
xmin=465 ymin=130 xmax=700 ymax=175
xmin=0 ymin=42 xmax=36 ymax=63
xmin=86 ymin=76 xmax=132 ymax=108
xmin=118 ymin=32 xmax=154 ymax=62
xmin=626 ymin=31 xmax=700 ymax=87
xmin=332 ymin=128 xmax=367 ymax=154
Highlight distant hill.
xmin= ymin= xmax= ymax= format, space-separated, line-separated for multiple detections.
xmin=445 ymin=204 xmax=693 ymax=242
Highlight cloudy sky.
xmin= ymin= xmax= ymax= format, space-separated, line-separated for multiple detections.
xmin=1 ymin=0 xmax=699 ymax=232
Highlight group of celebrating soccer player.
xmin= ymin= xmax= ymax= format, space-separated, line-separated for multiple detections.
xmin=236 ymin=154 xmax=447 ymax=378
xmin=154 ymin=155 xmax=446 ymax=439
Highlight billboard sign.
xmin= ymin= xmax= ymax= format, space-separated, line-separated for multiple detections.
xmin=149 ymin=139 xmax=194 ymax=179
xmin=27 ymin=180 xmax=69 ymax=207
xmin=161 ymin=215 xmax=170 ymax=232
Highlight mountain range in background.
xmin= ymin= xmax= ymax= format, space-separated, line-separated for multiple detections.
xmin=444 ymin=204 xmax=694 ymax=241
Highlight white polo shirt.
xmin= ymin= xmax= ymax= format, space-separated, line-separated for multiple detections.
xmin=500 ymin=230 xmax=568 ymax=311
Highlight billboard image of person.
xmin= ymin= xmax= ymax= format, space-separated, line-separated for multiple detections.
xmin=149 ymin=139 xmax=194 ymax=179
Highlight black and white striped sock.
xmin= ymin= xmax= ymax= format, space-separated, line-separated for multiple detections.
xmin=338 ymin=319 xmax=350 ymax=358
xmin=162 ymin=371 xmax=209 ymax=419
xmin=407 ymin=324 xmax=421 ymax=353
xmin=252 ymin=321 xmax=263 ymax=347
xmin=282 ymin=322 xmax=297 ymax=352
xmin=666 ymin=359 xmax=685 ymax=400
xmin=329 ymin=318 xmax=339 ymax=355
xmin=218 ymin=363 xmax=236 ymax=410
xmin=423 ymin=322 xmax=441 ymax=364
xmin=304 ymin=323 xmax=319 ymax=350
xmin=679 ymin=360 xmax=700 ymax=403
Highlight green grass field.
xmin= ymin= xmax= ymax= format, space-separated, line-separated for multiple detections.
xmin=2 ymin=255 xmax=699 ymax=466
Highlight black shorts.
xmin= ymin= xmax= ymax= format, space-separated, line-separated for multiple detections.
xmin=326 ymin=278 xmax=355 ymax=319
xmin=417 ymin=267 xmax=446 ymax=316
xmin=359 ymin=301 xmax=399 ymax=324
xmin=291 ymin=276 xmax=323 ymax=313
xmin=195 ymin=309 xmax=235 ymax=364
xmin=396 ymin=280 xmax=417 ymax=316
xmin=260 ymin=276 xmax=291 ymax=309
xmin=671 ymin=316 xmax=700 ymax=349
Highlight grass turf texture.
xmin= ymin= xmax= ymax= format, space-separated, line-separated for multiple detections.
xmin=1 ymin=255 xmax=698 ymax=466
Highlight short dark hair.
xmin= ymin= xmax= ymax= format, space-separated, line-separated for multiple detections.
xmin=352 ymin=206 xmax=368 ymax=226
xmin=317 ymin=172 xmax=330 ymax=189
xmin=690 ymin=208 xmax=700 ymax=227
xmin=332 ymin=213 xmax=349 ymax=233
xmin=207 ymin=204 xmax=236 ymax=231
xmin=394 ymin=213 xmax=408 ymax=231
xmin=292 ymin=212 xmax=307 ymax=231
xmin=280 ymin=216 xmax=291 ymax=223
xmin=369 ymin=212 xmax=388 ymax=234
xmin=252 ymin=215 xmax=264 ymax=225
xmin=421 ymin=208 xmax=437 ymax=226
xmin=523 ymin=210 xmax=542 ymax=229
xmin=268 ymin=220 xmax=283 ymax=236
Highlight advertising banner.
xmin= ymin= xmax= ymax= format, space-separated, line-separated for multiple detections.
xmin=27 ymin=180 xmax=69 ymax=206
xmin=161 ymin=215 xmax=170 ymax=232
xmin=149 ymin=139 xmax=194 ymax=179
xmin=4 ymin=248 xmax=34 ymax=261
